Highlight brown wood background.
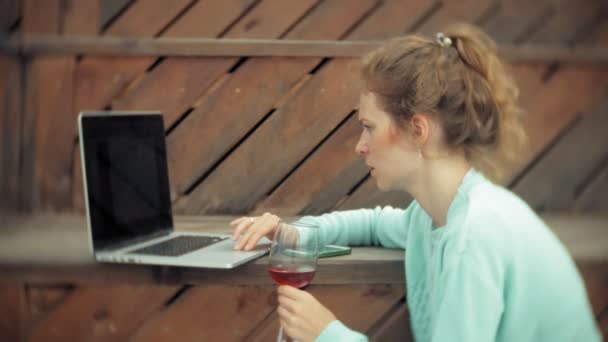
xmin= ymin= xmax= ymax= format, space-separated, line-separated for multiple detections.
xmin=1 ymin=0 xmax=608 ymax=340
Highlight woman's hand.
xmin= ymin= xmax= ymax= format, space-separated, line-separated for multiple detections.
xmin=277 ymin=285 xmax=337 ymax=342
xmin=231 ymin=212 xmax=281 ymax=250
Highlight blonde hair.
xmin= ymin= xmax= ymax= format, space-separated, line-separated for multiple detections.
xmin=360 ymin=23 xmax=526 ymax=182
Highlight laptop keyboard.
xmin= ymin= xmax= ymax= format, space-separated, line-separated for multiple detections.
xmin=129 ymin=236 xmax=229 ymax=257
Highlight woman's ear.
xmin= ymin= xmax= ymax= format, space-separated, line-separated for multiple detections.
xmin=409 ymin=113 xmax=431 ymax=145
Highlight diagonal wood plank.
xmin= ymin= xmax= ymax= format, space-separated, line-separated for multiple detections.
xmin=528 ymin=0 xmax=605 ymax=45
xmin=574 ymin=163 xmax=608 ymax=213
xmin=369 ymin=303 xmax=414 ymax=341
xmin=62 ymin=0 xmax=100 ymax=35
xmin=22 ymin=0 xmax=62 ymax=35
xmin=481 ymin=0 xmax=553 ymax=44
xmin=415 ymin=0 xmax=497 ymax=35
xmin=111 ymin=0 xmax=321 ymax=130
xmin=177 ymin=57 xmax=359 ymax=214
xmin=0 ymin=56 xmax=21 ymax=211
xmin=246 ymin=285 xmax=405 ymax=342
xmin=503 ymin=67 xmax=608 ymax=185
xmin=0 ymin=0 xmax=21 ymax=32
xmin=578 ymin=262 xmax=608 ymax=318
xmin=27 ymin=285 xmax=74 ymax=324
xmin=73 ymin=0 xmax=195 ymax=112
xmin=347 ymin=0 xmax=439 ymax=39
xmin=253 ymin=114 xmax=368 ymax=216
xmin=100 ymin=0 xmax=133 ymax=31
xmin=513 ymin=100 xmax=608 ymax=211
xmin=28 ymin=285 xmax=178 ymax=342
xmin=167 ymin=0 xmax=377 ymax=198
xmin=128 ymin=286 xmax=276 ymax=342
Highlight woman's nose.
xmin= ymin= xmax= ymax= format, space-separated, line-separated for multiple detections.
xmin=355 ymin=138 xmax=368 ymax=156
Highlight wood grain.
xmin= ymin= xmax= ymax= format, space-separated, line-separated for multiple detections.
xmin=28 ymin=285 xmax=178 ymax=342
xmin=129 ymin=286 xmax=276 ymax=342
xmin=0 ymin=56 xmax=21 ymax=212
xmin=168 ymin=0 xmax=376 ymax=199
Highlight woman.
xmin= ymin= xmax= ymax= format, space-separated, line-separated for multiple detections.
xmin=231 ymin=23 xmax=600 ymax=342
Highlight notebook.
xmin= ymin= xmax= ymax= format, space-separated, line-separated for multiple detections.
xmin=78 ymin=111 xmax=269 ymax=269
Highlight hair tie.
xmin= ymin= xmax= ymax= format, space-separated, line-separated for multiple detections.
xmin=436 ymin=32 xmax=452 ymax=47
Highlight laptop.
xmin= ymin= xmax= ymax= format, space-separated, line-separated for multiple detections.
xmin=78 ymin=111 xmax=269 ymax=269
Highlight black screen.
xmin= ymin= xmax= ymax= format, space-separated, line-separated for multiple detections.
xmin=81 ymin=114 xmax=173 ymax=250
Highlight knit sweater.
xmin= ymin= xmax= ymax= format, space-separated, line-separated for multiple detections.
xmin=301 ymin=169 xmax=600 ymax=341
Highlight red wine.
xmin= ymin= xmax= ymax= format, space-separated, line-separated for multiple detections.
xmin=268 ymin=266 xmax=316 ymax=288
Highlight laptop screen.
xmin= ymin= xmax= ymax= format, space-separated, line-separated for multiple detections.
xmin=80 ymin=113 xmax=173 ymax=250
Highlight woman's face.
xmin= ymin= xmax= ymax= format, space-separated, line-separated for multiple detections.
xmin=356 ymin=92 xmax=420 ymax=191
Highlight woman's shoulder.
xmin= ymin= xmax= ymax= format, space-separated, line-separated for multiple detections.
xmin=450 ymin=181 xmax=541 ymax=255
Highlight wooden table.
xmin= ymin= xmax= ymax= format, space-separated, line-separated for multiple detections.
xmin=1 ymin=213 xmax=607 ymax=285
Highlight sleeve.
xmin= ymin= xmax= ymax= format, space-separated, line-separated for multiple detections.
xmin=431 ymin=252 xmax=505 ymax=342
xmin=298 ymin=202 xmax=422 ymax=249
xmin=315 ymin=320 xmax=368 ymax=342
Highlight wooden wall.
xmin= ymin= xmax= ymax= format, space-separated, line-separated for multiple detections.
xmin=1 ymin=0 xmax=608 ymax=340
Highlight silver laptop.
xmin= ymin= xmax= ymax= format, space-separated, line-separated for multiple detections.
xmin=78 ymin=111 xmax=269 ymax=269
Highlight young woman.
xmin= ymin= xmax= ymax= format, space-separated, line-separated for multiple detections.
xmin=230 ymin=24 xmax=600 ymax=342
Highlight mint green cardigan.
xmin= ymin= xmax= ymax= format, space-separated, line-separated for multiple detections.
xmin=301 ymin=169 xmax=600 ymax=341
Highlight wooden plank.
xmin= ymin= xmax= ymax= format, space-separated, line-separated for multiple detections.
xmin=253 ymin=115 xmax=368 ymax=216
xmin=129 ymin=286 xmax=276 ymax=342
xmin=0 ymin=284 xmax=26 ymax=342
xmin=513 ymin=100 xmax=608 ymax=211
xmin=369 ymin=303 xmax=414 ymax=341
xmin=73 ymin=0 xmax=195 ymax=111
xmin=246 ymin=285 xmax=405 ymax=341
xmin=338 ymin=177 xmax=413 ymax=211
xmin=0 ymin=0 xmax=21 ymax=32
xmin=22 ymin=0 xmax=61 ymax=35
xmin=503 ymin=67 xmax=608 ymax=184
xmin=347 ymin=0 xmax=439 ymax=38
xmin=111 ymin=0 xmax=321 ymax=129
xmin=168 ymin=0 xmax=376 ymax=199
xmin=28 ymin=57 xmax=76 ymax=210
xmin=8 ymin=36 xmax=608 ymax=63
xmin=100 ymin=0 xmax=132 ymax=31
xmin=578 ymin=262 xmax=608 ymax=317
xmin=62 ymin=0 xmax=101 ymax=35
xmin=575 ymin=164 xmax=608 ymax=212
xmin=28 ymin=285 xmax=178 ymax=342
xmin=27 ymin=285 xmax=73 ymax=323
xmin=0 ymin=56 xmax=21 ymax=212
xmin=176 ymin=58 xmax=359 ymax=214
xmin=529 ymin=0 xmax=604 ymax=45
xmin=482 ymin=0 xmax=553 ymax=44
xmin=415 ymin=0 xmax=496 ymax=35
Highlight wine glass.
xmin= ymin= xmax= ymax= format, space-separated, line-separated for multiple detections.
xmin=268 ymin=220 xmax=320 ymax=342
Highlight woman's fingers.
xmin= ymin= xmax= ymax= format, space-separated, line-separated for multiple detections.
xmin=232 ymin=213 xmax=281 ymax=250
xmin=231 ymin=217 xmax=253 ymax=241
xmin=230 ymin=216 xmax=248 ymax=226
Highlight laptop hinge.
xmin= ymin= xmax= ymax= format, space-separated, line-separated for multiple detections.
xmin=100 ymin=229 xmax=172 ymax=252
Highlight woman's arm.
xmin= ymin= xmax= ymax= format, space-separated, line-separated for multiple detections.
xmin=299 ymin=201 xmax=421 ymax=249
